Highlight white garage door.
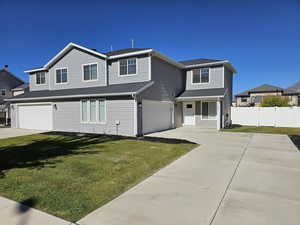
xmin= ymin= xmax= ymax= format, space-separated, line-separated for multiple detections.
xmin=142 ymin=100 xmax=173 ymax=134
xmin=18 ymin=104 xmax=53 ymax=130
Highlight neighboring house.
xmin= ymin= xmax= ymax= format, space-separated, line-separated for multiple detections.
xmin=235 ymin=84 xmax=300 ymax=107
xmin=0 ymin=66 xmax=26 ymax=125
xmin=7 ymin=42 xmax=236 ymax=136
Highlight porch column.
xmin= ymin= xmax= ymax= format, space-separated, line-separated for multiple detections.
xmin=217 ymin=99 xmax=221 ymax=130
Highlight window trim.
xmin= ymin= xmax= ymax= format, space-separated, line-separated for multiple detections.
xmin=118 ymin=57 xmax=138 ymax=77
xmin=201 ymin=101 xmax=217 ymax=120
xmin=82 ymin=62 xmax=99 ymax=82
xmin=191 ymin=67 xmax=210 ymax=84
xmin=80 ymin=98 xmax=107 ymax=124
xmin=55 ymin=67 xmax=68 ymax=84
xmin=35 ymin=72 xmax=47 ymax=85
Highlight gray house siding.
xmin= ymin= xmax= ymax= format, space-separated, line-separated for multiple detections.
xmin=29 ymin=72 xmax=50 ymax=91
xmin=186 ymin=66 xmax=224 ymax=90
xmin=108 ymin=55 xmax=150 ymax=85
xmin=53 ymin=98 xmax=135 ymax=136
xmin=49 ymin=48 xmax=107 ymax=90
xmin=11 ymin=98 xmax=136 ymax=136
xmin=140 ymin=56 xmax=185 ymax=101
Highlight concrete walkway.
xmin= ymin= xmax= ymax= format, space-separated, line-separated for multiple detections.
xmin=0 ymin=128 xmax=45 ymax=139
xmin=79 ymin=127 xmax=300 ymax=225
xmin=0 ymin=196 xmax=71 ymax=225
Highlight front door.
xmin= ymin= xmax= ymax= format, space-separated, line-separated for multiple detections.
xmin=183 ymin=102 xmax=195 ymax=125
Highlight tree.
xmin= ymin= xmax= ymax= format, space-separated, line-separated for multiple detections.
xmin=260 ymin=95 xmax=291 ymax=107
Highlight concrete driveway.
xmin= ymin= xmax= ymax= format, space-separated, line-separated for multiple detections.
xmin=0 ymin=128 xmax=45 ymax=139
xmin=79 ymin=126 xmax=300 ymax=225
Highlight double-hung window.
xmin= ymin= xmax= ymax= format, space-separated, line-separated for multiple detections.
xmin=83 ymin=63 xmax=98 ymax=81
xmin=36 ymin=72 xmax=46 ymax=85
xmin=192 ymin=68 xmax=209 ymax=84
xmin=202 ymin=102 xmax=217 ymax=120
xmin=56 ymin=68 xmax=68 ymax=84
xmin=119 ymin=58 xmax=136 ymax=75
xmin=81 ymin=99 xmax=106 ymax=123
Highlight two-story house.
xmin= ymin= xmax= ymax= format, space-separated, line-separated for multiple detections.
xmin=0 ymin=66 xmax=27 ymax=125
xmin=7 ymin=43 xmax=236 ymax=136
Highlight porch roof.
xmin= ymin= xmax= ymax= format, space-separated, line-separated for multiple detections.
xmin=176 ymin=88 xmax=226 ymax=100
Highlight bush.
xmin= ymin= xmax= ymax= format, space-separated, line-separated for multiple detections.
xmin=260 ymin=95 xmax=291 ymax=107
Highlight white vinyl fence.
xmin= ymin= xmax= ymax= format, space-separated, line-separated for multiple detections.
xmin=231 ymin=107 xmax=300 ymax=128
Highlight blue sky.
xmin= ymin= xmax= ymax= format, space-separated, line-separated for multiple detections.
xmin=1 ymin=0 xmax=300 ymax=94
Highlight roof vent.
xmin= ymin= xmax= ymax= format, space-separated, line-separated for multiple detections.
xmin=91 ymin=48 xmax=97 ymax=52
xmin=4 ymin=65 xmax=8 ymax=68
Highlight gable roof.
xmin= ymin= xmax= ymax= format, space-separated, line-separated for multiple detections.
xmin=0 ymin=69 xmax=24 ymax=88
xmin=105 ymin=48 xmax=151 ymax=56
xmin=236 ymin=84 xmax=285 ymax=97
xmin=6 ymin=81 xmax=154 ymax=102
xmin=179 ymin=58 xmax=223 ymax=65
xmin=11 ymin=83 xmax=29 ymax=91
xmin=24 ymin=42 xmax=236 ymax=74
xmin=287 ymin=81 xmax=300 ymax=92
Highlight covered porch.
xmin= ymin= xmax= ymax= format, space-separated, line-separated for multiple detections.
xmin=175 ymin=88 xmax=226 ymax=130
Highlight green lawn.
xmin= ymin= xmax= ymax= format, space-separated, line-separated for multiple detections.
xmin=223 ymin=125 xmax=300 ymax=135
xmin=0 ymin=133 xmax=196 ymax=222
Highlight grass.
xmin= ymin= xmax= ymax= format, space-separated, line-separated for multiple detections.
xmin=223 ymin=125 xmax=300 ymax=135
xmin=0 ymin=133 xmax=196 ymax=222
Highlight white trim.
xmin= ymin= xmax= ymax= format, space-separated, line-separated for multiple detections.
xmin=82 ymin=62 xmax=99 ymax=82
xmin=201 ymin=101 xmax=217 ymax=120
xmin=222 ymin=66 xmax=225 ymax=87
xmin=152 ymin=51 xmax=184 ymax=69
xmin=109 ymin=49 xmax=153 ymax=59
xmin=118 ymin=57 xmax=138 ymax=77
xmin=182 ymin=102 xmax=196 ymax=125
xmin=6 ymin=92 xmax=135 ymax=102
xmin=191 ymin=67 xmax=210 ymax=85
xmin=35 ymin=71 xmax=47 ymax=86
xmin=176 ymin=95 xmax=224 ymax=100
xmin=149 ymin=55 xmax=152 ymax=80
xmin=133 ymin=99 xmax=137 ymax=136
xmin=55 ymin=67 xmax=69 ymax=84
xmin=24 ymin=68 xmax=47 ymax=73
xmin=15 ymin=102 xmax=53 ymax=106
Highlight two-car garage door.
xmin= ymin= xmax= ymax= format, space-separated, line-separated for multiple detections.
xmin=142 ymin=100 xmax=173 ymax=134
xmin=18 ymin=104 xmax=53 ymax=130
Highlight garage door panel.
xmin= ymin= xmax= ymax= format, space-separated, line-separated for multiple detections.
xmin=142 ymin=100 xmax=173 ymax=134
xmin=18 ymin=104 xmax=53 ymax=130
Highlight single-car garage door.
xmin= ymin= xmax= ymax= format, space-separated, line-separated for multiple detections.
xmin=142 ymin=100 xmax=173 ymax=134
xmin=18 ymin=104 xmax=53 ymax=130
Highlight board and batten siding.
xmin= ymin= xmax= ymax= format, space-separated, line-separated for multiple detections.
xmin=108 ymin=55 xmax=150 ymax=85
xmin=53 ymin=99 xmax=136 ymax=136
xmin=186 ymin=66 xmax=224 ymax=90
xmin=140 ymin=56 xmax=185 ymax=101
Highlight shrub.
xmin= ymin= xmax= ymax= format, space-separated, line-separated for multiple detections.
xmin=260 ymin=95 xmax=291 ymax=107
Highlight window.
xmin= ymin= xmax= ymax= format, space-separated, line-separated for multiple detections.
xmin=56 ymin=68 xmax=68 ymax=84
xmin=192 ymin=68 xmax=209 ymax=84
xmin=81 ymin=99 xmax=106 ymax=123
xmin=83 ymin=63 xmax=98 ymax=81
xmin=186 ymin=104 xmax=193 ymax=109
xmin=1 ymin=89 xmax=6 ymax=96
xmin=36 ymin=72 xmax=46 ymax=84
xmin=119 ymin=58 xmax=136 ymax=75
xmin=241 ymin=97 xmax=247 ymax=102
xmin=202 ymin=102 xmax=217 ymax=120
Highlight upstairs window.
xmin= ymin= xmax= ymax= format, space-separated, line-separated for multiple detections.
xmin=192 ymin=68 xmax=209 ymax=84
xmin=119 ymin=58 xmax=136 ymax=76
xmin=1 ymin=89 xmax=6 ymax=96
xmin=83 ymin=63 xmax=98 ymax=81
xmin=36 ymin=72 xmax=46 ymax=85
xmin=56 ymin=68 xmax=68 ymax=84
